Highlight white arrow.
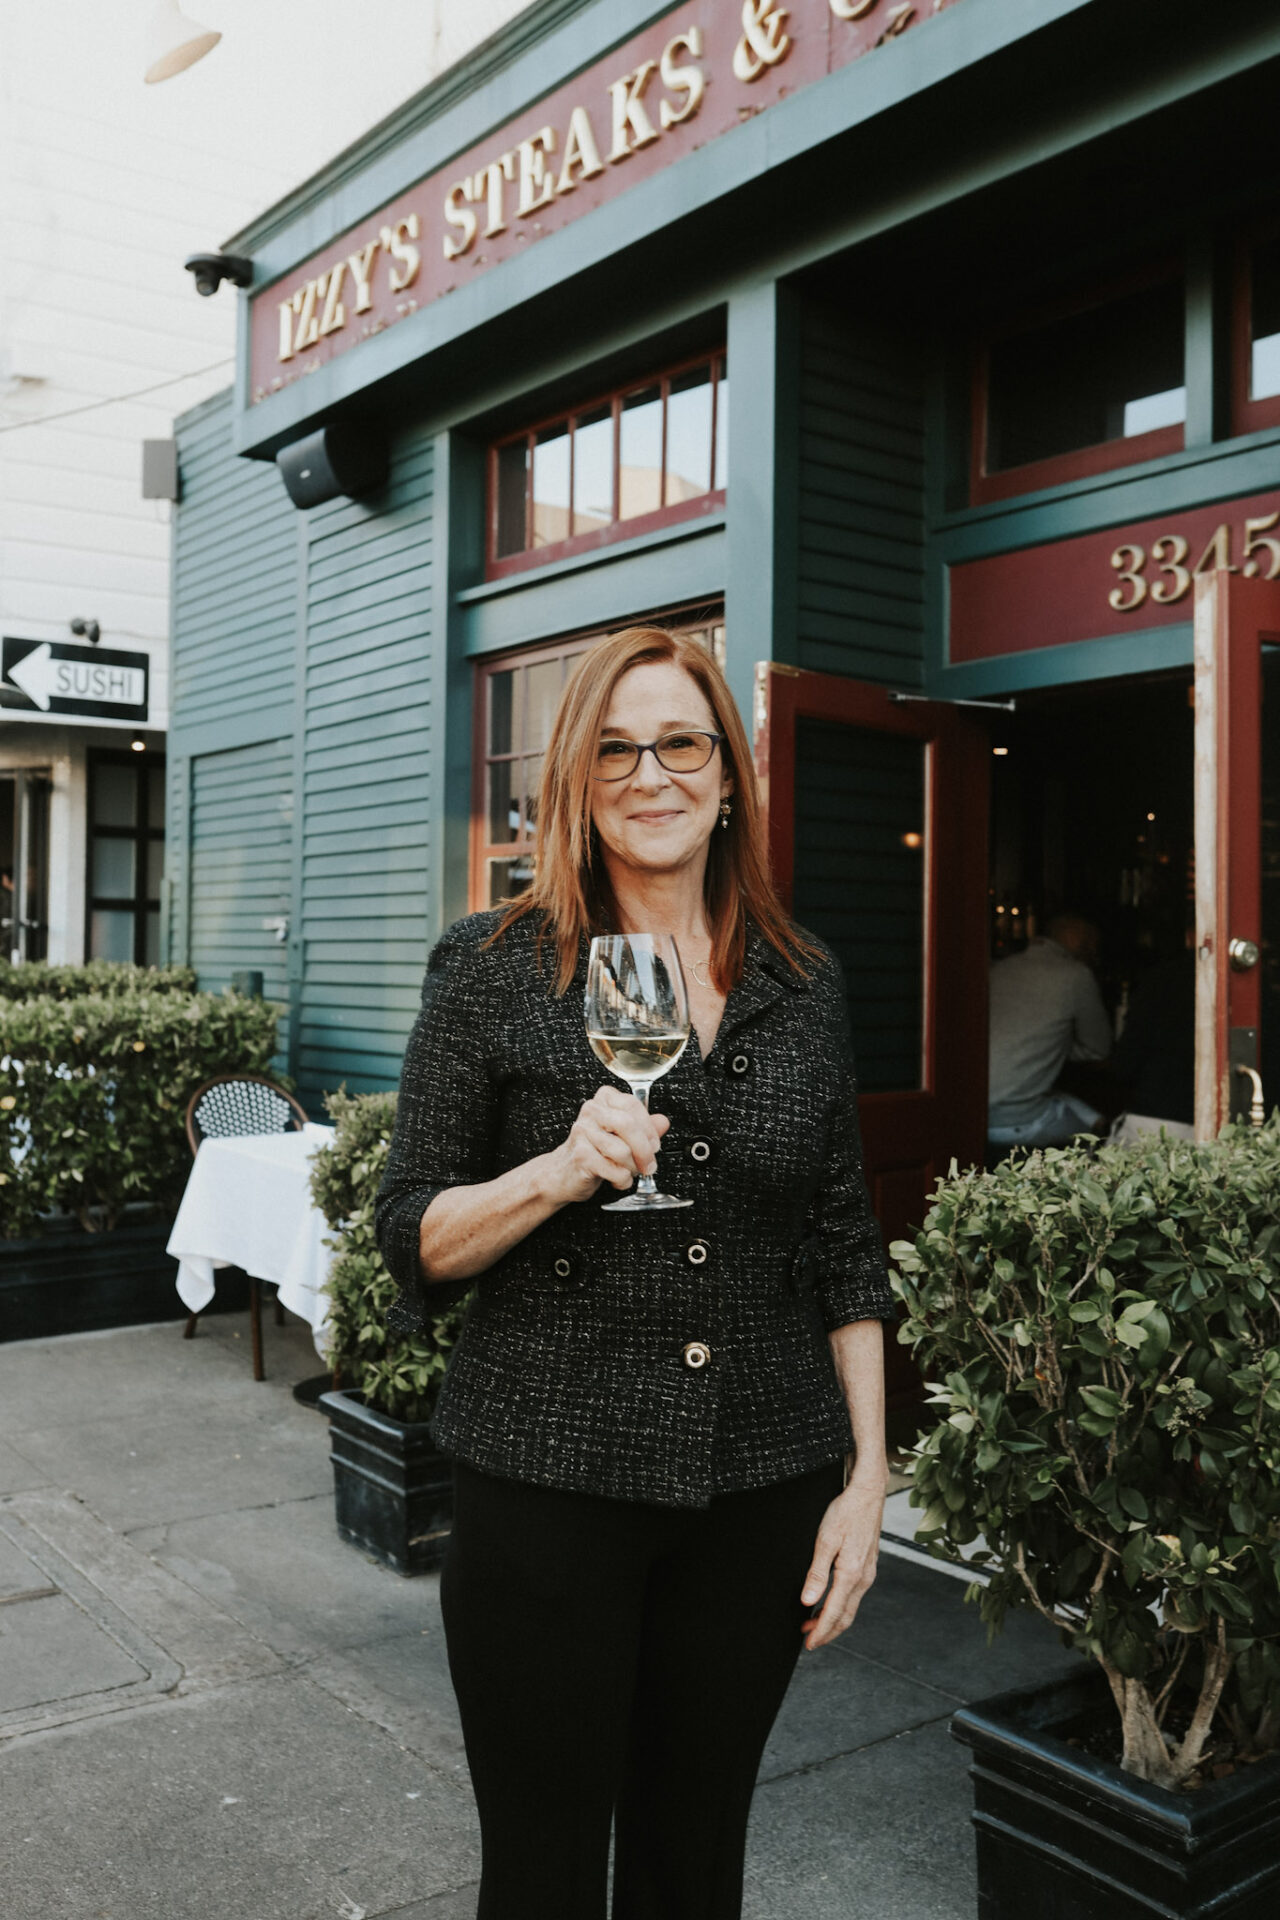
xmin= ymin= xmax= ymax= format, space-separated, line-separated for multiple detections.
xmin=6 ymin=643 xmax=146 ymax=712
xmin=7 ymin=642 xmax=56 ymax=710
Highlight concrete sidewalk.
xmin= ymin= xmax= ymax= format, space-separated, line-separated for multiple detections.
xmin=0 ymin=1311 xmax=1085 ymax=1920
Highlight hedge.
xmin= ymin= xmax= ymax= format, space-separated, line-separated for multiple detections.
xmin=310 ymin=1089 xmax=468 ymax=1424
xmin=0 ymin=988 xmax=279 ymax=1236
xmin=0 ymin=962 xmax=197 ymax=1002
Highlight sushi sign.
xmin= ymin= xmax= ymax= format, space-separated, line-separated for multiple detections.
xmin=0 ymin=638 xmax=150 ymax=725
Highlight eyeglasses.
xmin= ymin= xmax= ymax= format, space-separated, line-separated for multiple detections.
xmin=593 ymin=730 xmax=725 ymax=782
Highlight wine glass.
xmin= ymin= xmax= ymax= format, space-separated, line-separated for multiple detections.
xmin=585 ymin=934 xmax=693 ymax=1212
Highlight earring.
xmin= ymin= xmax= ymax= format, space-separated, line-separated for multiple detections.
xmin=719 ymin=798 xmax=732 ymax=830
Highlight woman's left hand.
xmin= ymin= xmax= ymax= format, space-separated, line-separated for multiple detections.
xmin=799 ymin=1474 xmax=885 ymax=1651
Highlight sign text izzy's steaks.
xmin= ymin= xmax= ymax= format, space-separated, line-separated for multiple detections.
xmin=251 ymin=0 xmax=964 ymax=403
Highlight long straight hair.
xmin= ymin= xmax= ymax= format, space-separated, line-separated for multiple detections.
xmin=489 ymin=625 xmax=818 ymax=993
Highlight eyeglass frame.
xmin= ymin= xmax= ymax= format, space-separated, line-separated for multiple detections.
xmin=591 ymin=730 xmax=726 ymax=783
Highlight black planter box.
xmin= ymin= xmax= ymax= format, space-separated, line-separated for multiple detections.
xmin=319 ymin=1388 xmax=454 ymax=1576
xmin=952 ymin=1673 xmax=1280 ymax=1920
xmin=0 ymin=1216 xmax=249 ymax=1342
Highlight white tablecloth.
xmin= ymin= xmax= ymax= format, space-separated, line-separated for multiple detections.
xmin=167 ymin=1123 xmax=337 ymax=1356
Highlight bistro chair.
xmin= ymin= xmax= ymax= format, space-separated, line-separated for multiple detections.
xmin=182 ymin=1073 xmax=310 ymax=1380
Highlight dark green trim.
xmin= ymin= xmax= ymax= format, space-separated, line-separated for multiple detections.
xmin=455 ymin=508 xmax=725 ymax=609
xmin=927 ymin=624 xmax=1193 ymax=701
xmin=285 ymin=513 xmax=310 ymax=1084
xmin=724 ymin=281 xmax=800 ymax=726
xmin=459 ymin=525 xmax=726 ymax=659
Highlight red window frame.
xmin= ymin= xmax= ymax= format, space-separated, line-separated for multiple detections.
xmin=970 ymin=263 xmax=1186 ymax=505
xmin=486 ymin=350 xmax=727 ymax=581
xmin=1230 ymin=219 xmax=1280 ymax=438
xmin=469 ymin=610 xmax=726 ymax=912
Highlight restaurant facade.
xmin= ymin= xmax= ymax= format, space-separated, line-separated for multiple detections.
xmin=167 ymin=0 xmax=1280 ymax=1403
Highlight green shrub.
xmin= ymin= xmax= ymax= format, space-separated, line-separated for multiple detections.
xmin=310 ymin=1088 xmax=468 ymax=1425
xmin=0 ymin=961 xmax=197 ymax=1002
xmin=0 ymin=988 xmax=279 ymax=1236
xmin=891 ymin=1123 xmax=1280 ymax=1790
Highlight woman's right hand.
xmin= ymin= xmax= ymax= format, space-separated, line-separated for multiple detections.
xmin=541 ymin=1085 xmax=670 ymax=1207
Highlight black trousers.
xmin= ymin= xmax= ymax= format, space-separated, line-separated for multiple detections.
xmin=440 ymin=1457 xmax=844 ymax=1920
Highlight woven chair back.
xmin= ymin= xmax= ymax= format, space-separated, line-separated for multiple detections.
xmin=185 ymin=1074 xmax=308 ymax=1157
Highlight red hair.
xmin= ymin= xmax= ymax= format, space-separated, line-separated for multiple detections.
xmin=489 ymin=625 xmax=818 ymax=993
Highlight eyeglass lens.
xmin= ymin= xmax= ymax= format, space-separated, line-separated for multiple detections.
xmin=595 ymin=732 xmax=717 ymax=779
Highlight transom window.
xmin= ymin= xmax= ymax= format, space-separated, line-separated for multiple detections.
xmin=975 ymin=274 xmax=1186 ymax=501
xmin=489 ymin=353 xmax=728 ymax=577
xmin=471 ymin=614 xmax=727 ymax=909
xmin=1249 ymin=233 xmax=1280 ymax=402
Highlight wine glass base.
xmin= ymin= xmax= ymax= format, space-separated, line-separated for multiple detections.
xmin=601 ymin=1190 xmax=694 ymax=1212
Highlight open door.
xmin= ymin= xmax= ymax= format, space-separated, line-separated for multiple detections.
xmin=753 ymin=664 xmax=990 ymax=1410
xmin=1193 ymin=570 xmax=1280 ymax=1135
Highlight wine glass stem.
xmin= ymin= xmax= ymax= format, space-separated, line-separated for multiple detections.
xmin=629 ymin=1082 xmax=658 ymax=1195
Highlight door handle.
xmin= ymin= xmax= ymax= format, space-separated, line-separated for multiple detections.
xmin=1235 ymin=1064 xmax=1266 ymax=1128
xmin=1229 ymin=938 xmax=1261 ymax=971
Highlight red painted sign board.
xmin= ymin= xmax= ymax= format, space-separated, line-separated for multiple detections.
xmin=948 ymin=489 xmax=1280 ymax=663
xmin=250 ymin=0 xmax=966 ymax=404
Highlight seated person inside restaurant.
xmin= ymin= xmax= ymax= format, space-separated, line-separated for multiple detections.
xmin=988 ymin=913 xmax=1113 ymax=1149
xmin=1108 ymin=937 xmax=1196 ymax=1143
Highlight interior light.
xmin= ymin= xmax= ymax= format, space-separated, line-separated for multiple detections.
xmin=993 ymin=746 xmax=1009 ymax=756
xmin=901 ymin=832 xmax=923 ymax=850
xmin=1146 ymin=811 xmax=1156 ymax=821
xmin=130 ymin=736 xmax=146 ymax=753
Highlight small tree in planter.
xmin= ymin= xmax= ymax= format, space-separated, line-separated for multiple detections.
xmin=891 ymin=1124 xmax=1280 ymax=1792
xmin=309 ymin=1089 xmax=469 ymax=1573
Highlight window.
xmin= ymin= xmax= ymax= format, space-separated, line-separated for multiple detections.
xmin=974 ymin=275 xmax=1186 ymax=502
xmin=489 ymin=353 xmax=728 ymax=577
xmin=471 ymin=615 xmax=727 ymax=910
xmin=87 ymin=751 xmax=164 ymax=964
xmin=1231 ymin=227 xmax=1280 ymax=436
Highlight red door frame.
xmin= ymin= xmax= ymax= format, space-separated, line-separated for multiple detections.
xmin=1193 ymin=569 xmax=1280 ymax=1134
xmin=754 ymin=664 xmax=990 ymax=1407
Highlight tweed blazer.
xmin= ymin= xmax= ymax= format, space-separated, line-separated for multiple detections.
xmin=375 ymin=909 xmax=894 ymax=1509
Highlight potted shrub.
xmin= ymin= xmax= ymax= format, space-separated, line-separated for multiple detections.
xmin=310 ymin=1090 xmax=468 ymax=1575
xmin=891 ymin=1123 xmax=1280 ymax=1920
xmin=1 ymin=973 xmax=278 ymax=1338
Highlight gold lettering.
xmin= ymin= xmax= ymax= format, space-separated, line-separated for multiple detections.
xmin=318 ymin=262 xmax=347 ymax=336
xmin=474 ymin=153 xmax=516 ymax=238
xmin=1108 ymin=544 xmax=1147 ymax=612
xmin=278 ymin=292 xmax=298 ymax=362
xmin=556 ymin=105 xmax=605 ymax=195
xmin=293 ymin=277 xmax=321 ymax=353
xmin=829 ymin=0 xmax=876 ymax=17
xmin=659 ymin=28 xmax=705 ymax=128
xmin=443 ymin=180 xmax=478 ymax=259
xmin=380 ymin=214 xmax=421 ymax=293
xmin=1193 ymin=522 xmax=1237 ymax=576
xmin=733 ymin=2 xmax=792 ymax=83
xmin=346 ymin=239 xmax=381 ymax=312
xmin=516 ymin=126 xmax=557 ymax=217
xmin=607 ymin=61 xmax=660 ymax=162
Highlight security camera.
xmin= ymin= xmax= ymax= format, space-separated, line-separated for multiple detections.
xmin=184 ymin=252 xmax=254 ymax=297
xmin=69 ymin=618 xmax=101 ymax=645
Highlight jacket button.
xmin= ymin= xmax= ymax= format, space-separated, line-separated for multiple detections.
xmin=729 ymin=1052 xmax=751 ymax=1076
xmin=683 ymin=1341 xmax=711 ymax=1370
xmin=686 ymin=1240 xmax=709 ymax=1266
xmin=553 ymin=1257 xmax=572 ymax=1279
xmin=689 ymin=1139 xmax=712 ymax=1164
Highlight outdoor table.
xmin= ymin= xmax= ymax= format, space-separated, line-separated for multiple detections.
xmin=167 ymin=1123 xmax=337 ymax=1357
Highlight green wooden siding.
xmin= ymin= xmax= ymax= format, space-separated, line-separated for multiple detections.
xmin=189 ymin=738 xmax=294 ymax=1064
xmin=295 ymin=428 xmax=436 ymax=1100
xmin=792 ymin=718 xmax=925 ymax=1094
xmin=170 ymin=396 xmax=299 ymax=738
xmin=797 ymin=304 xmax=926 ymax=687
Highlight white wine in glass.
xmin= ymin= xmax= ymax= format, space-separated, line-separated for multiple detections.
xmin=585 ymin=934 xmax=693 ymax=1213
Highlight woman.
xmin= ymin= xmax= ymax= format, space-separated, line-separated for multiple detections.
xmin=376 ymin=625 xmax=892 ymax=1920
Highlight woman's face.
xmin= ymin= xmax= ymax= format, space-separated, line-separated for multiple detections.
xmin=588 ymin=660 xmax=733 ymax=884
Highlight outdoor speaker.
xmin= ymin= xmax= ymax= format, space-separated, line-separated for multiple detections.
xmin=276 ymin=424 xmax=388 ymax=509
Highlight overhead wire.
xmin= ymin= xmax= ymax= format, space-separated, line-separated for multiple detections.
xmin=0 ymin=359 xmax=234 ymax=434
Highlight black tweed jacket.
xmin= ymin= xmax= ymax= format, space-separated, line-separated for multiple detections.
xmin=375 ymin=909 xmax=893 ymax=1509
